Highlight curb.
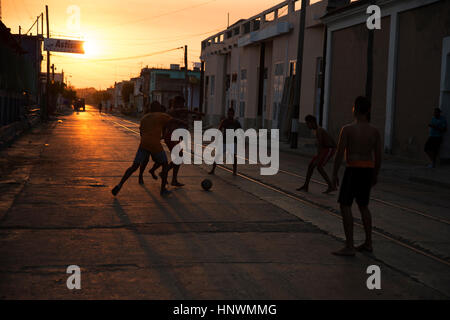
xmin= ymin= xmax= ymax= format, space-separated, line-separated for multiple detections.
xmin=0 ymin=115 xmax=41 ymax=150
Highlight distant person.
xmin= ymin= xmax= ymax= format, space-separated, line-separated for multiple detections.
xmin=297 ymin=115 xmax=337 ymax=194
xmin=98 ymin=102 xmax=102 ymax=114
xmin=425 ymin=108 xmax=447 ymax=168
xmin=331 ymin=96 xmax=382 ymax=256
xmin=209 ymin=107 xmax=241 ymax=176
xmin=111 ymin=101 xmax=173 ymax=196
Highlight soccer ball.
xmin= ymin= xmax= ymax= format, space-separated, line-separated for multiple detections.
xmin=201 ymin=179 xmax=212 ymax=191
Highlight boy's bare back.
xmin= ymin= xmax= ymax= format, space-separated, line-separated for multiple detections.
xmin=342 ymin=122 xmax=381 ymax=163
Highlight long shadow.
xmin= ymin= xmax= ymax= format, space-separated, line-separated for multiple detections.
xmin=142 ymin=181 xmax=289 ymax=299
xmin=112 ymin=197 xmax=189 ymax=299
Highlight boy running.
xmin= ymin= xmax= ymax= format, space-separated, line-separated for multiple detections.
xmin=331 ymin=96 xmax=382 ymax=256
xmin=297 ymin=115 xmax=337 ymax=193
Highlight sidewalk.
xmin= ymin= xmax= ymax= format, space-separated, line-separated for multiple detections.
xmin=279 ymin=141 xmax=450 ymax=190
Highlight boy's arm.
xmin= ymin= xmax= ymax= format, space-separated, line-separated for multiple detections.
xmin=333 ymin=127 xmax=347 ymax=180
xmin=373 ymin=129 xmax=382 ymax=186
xmin=316 ymin=128 xmax=325 ymax=151
xmin=218 ymin=119 xmax=224 ymax=131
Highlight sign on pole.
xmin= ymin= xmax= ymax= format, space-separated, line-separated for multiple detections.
xmin=44 ymin=38 xmax=85 ymax=54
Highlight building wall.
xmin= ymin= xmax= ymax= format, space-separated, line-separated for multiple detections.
xmin=394 ymin=0 xmax=450 ymax=159
xmin=201 ymin=1 xmax=328 ymax=133
xmin=328 ymin=23 xmax=368 ymax=140
xmin=328 ymin=16 xmax=390 ymax=145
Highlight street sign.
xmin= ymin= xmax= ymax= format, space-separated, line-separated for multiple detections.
xmin=44 ymin=38 xmax=85 ymax=54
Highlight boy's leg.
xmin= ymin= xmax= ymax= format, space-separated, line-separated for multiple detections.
xmin=332 ymin=204 xmax=355 ymax=256
xmin=297 ymin=162 xmax=315 ymax=192
xmin=317 ymin=165 xmax=335 ymax=193
xmin=171 ymin=164 xmax=184 ymax=186
xmin=160 ymin=161 xmax=170 ymax=195
xmin=112 ymin=163 xmax=140 ymax=196
xmin=112 ymin=148 xmax=148 ymax=195
xmin=152 ymin=151 xmax=171 ymax=196
xmin=333 ymin=168 xmax=356 ymax=256
xmin=139 ymin=158 xmax=150 ymax=184
xmin=209 ymin=143 xmax=225 ymax=175
xmin=149 ymin=162 xmax=161 ymax=179
xmin=356 ymin=205 xmax=373 ymax=252
xmin=171 ymin=148 xmax=184 ymax=186
xmin=355 ymin=169 xmax=374 ymax=252
xmin=208 ymin=162 xmax=216 ymax=175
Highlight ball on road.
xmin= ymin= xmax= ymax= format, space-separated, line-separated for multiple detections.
xmin=201 ymin=179 xmax=213 ymax=191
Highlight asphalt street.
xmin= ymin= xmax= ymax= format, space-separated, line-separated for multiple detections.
xmin=0 ymin=106 xmax=448 ymax=299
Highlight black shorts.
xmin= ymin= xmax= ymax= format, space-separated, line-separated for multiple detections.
xmin=338 ymin=167 xmax=374 ymax=206
xmin=133 ymin=148 xmax=167 ymax=165
xmin=424 ymin=136 xmax=443 ymax=153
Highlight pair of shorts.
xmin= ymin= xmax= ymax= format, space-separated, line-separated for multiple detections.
xmin=133 ymin=147 xmax=167 ymax=165
xmin=310 ymin=148 xmax=336 ymax=167
xmin=338 ymin=167 xmax=374 ymax=206
xmin=424 ymin=136 xmax=442 ymax=153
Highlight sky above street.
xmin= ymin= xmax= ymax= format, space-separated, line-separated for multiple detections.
xmin=4 ymin=0 xmax=322 ymax=89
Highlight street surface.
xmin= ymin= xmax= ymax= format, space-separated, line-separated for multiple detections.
xmin=0 ymin=105 xmax=448 ymax=299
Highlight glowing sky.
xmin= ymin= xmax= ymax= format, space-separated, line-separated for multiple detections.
xmin=3 ymin=0 xmax=325 ymax=89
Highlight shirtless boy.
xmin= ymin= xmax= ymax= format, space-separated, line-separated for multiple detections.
xmin=331 ymin=96 xmax=382 ymax=256
xmin=112 ymin=101 xmax=172 ymax=196
xmin=297 ymin=115 xmax=337 ymax=194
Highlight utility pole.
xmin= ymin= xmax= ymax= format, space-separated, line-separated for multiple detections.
xmin=19 ymin=26 xmax=21 ymax=35
xmin=290 ymin=0 xmax=309 ymax=148
xmin=199 ymin=61 xmax=205 ymax=112
xmin=51 ymin=64 xmax=55 ymax=81
xmin=184 ymin=45 xmax=188 ymax=106
xmin=44 ymin=5 xmax=50 ymax=121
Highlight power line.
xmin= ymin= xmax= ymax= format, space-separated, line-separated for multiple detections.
xmin=91 ymin=0 xmax=219 ymax=32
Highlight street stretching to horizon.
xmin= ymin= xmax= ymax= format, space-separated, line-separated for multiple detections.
xmin=0 ymin=105 xmax=449 ymax=299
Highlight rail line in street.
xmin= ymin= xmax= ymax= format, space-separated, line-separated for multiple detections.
xmin=101 ymin=113 xmax=450 ymax=268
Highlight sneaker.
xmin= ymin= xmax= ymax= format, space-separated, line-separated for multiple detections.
xmin=160 ymin=189 xmax=172 ymax=197
xmin=111 ymin=185 xmax=121 ymax=196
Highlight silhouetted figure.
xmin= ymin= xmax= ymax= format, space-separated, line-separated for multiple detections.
xmin=297 ymin=115 xmax=336 ymax=194
xmin=112 ymin=101 xmax=172 ymax=196
xmin=209 ymin=107 xmax=241 ymax=176
xmin=332 ymin=96 xmax=382 ymax=256
xmin=425 ymin=108 xmax=447 ymax=168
